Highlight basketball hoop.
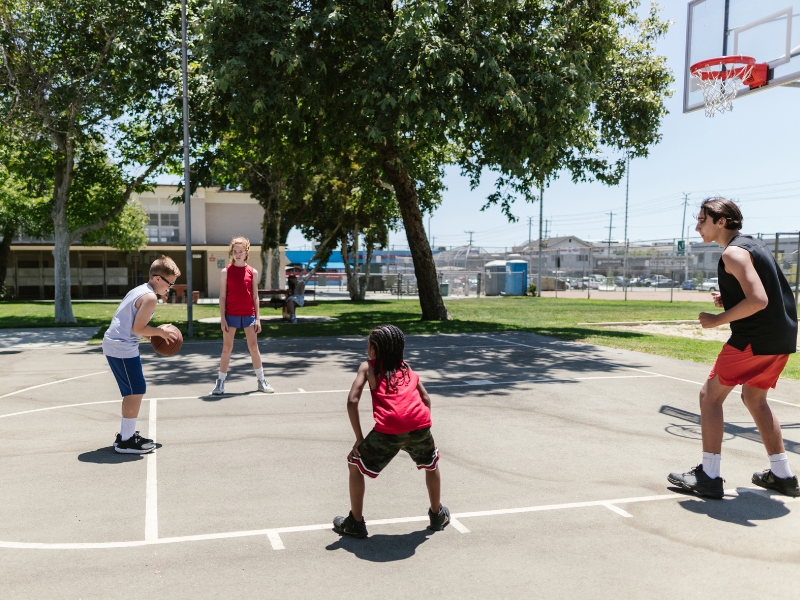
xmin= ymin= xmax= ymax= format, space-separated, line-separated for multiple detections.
xmin=689 ymin=56 xmax=769 ymax=117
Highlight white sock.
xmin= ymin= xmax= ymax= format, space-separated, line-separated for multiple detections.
xmin=120 ymin=417 xmax=137 ymax=441
xmin=702 ymin=452 xmax=721 ymax=479
xmin=254 ymin=367 xmax=264 ymax=381
xmin=769 ymin=453 xmax=793 ymax=479
xmin=218 ymin=371 xmax=227 ymax=381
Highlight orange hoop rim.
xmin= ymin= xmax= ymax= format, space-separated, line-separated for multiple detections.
xmin=689 ymin=55 xmax=757 ymax=81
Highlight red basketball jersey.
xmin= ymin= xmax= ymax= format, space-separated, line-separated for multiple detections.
xmin=225 ymin=264 xmax=255 ymax=316
xmin=368 ymin=360 xmax=432 ymax=435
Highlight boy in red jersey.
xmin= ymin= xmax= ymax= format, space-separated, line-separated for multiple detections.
xmin=211 ymin=237 xmax=274 ymax=395
xmin=669 ymin=199 xmax=798 ymax=498
xmin=333 ymin=325 xmax=449 ymax=539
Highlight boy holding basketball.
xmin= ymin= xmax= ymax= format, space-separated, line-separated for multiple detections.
xmin=669 ymin=199 xmax=799 ymax=498
xmin=103 ymin=255 xmax=181 ymax=454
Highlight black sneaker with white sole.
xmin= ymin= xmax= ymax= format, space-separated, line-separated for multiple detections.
xmin=752 ymin=469 xmax=800 ymax=497
xmin=428 ymin=504 xmax=450 ymax=531
xmin=332 ymin=512 xmax=368 ymax=539
xmin=114 ymin=431 xmax=155 ymax=454
xmin=667 ymin=464 xmax=724 ymax=499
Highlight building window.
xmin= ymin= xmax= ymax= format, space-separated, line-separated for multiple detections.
xmin=140 ymin=199 xmax=180 ymax=243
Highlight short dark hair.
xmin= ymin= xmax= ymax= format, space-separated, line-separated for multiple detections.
xmin=699 ymin=197 xmax=743 ymax=231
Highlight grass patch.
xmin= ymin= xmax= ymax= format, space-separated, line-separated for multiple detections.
xmin=2 ymin=297 xmax=798 ymax=380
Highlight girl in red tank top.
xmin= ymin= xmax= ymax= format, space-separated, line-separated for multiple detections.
xmin=212 ymin=237 xmax=273 ymax=396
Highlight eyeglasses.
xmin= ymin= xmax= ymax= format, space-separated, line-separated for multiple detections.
xmin=160 ymin=275 xmax=176 ymax=288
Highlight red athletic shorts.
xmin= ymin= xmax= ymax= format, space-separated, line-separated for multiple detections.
xmin=708 ymin=344 xmax=789 ymax=390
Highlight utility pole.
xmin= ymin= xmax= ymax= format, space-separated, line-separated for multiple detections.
xmin=528 ymin=217 xmax=533 ymax=244
xmin=181 ymin=0 xmax=193 ymax=337
xmin=465 ymin=231 xmax=474 ymax=246
xmin=623 ymin=154 xmax=630 ymax=301
xmin=681 ymin=192 xmax=689 ymax=287
xmin=606 ymin=212 xmax=615 ymax=282
xmin=464 ymin=231 xmax=474 ymax=270
xmin=537 ymin=186 xmax=543 ymax=297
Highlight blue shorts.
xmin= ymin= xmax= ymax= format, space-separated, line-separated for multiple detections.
xmin=225 ymin=315 xmax=257 ymax=329
xmin=106 ymin=356 xmax=146 ymax=397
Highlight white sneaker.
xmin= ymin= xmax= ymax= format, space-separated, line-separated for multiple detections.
xmin=211 ymin=378 xmax=225 ymax=395
xmin=257 ymin=379 xmax=275 ymax=393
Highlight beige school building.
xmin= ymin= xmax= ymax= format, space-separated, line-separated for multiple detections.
xmin=3 ymin=186 xmax=283 ymax=300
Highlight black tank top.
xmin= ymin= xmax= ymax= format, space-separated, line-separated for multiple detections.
xmin=718 ymin=235 xmax=797 ymax=355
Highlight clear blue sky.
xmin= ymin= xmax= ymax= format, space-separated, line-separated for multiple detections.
xmin=167 ymin=0 xmax=800 ymax=251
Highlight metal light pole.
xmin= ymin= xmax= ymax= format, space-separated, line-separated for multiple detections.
xmin=181 ymin=0 xmax=193 ymax=337
xmin=537 ymin=185 xmax=543 ymax=297
xmin=680 ymin=192 xmax=689 ymax=289
xmin=623 ymin=154 xmax=630 ymax=301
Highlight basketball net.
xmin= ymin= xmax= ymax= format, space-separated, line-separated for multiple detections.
xmin=691 ymin=63 xmax=754 ymax=118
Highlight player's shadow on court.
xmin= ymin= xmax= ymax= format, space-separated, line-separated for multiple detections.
xmin=660 ymin=405 xmax=800 ymax=455
xmin=77 ymin=444 xmax=162 ymax=464
xmin=672 ymin=489 xmax=791 ymax=527
xmin=325 ymin=529 xmax=434 ymax=562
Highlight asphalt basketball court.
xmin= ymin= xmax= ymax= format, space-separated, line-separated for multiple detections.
xmin=1 ymin=330 xmax=799 ymax=598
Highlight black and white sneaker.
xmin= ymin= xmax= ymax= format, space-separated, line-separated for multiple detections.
xmin=428 ymin=504 xmax=450 ymax=531
xmin=668 ymin=464 xmax=724 ymax=499
xmin=752 ymin=469 xmax=800 ymax=497
xmin=333 ymin=512 xmax=368 ymax=539
xmin=211 ymin=378 xmax=225 ymax=395
xmin=114 ymin=431 xmax=155 ymax=454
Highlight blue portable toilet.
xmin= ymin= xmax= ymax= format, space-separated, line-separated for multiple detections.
xmin=505 ymin=260 xmax=528 ymax=296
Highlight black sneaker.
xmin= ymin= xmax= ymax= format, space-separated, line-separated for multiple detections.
xmin=114 ymin=431 xmax=155 ymax=455
xmin=333 ymin=511 xmax=368 ymax=539
xmin=667 ymin=464 xmax=724 ymax=499
xmin=428 ymin=504 xmax=450 ymax=531
xmin=752 ymin=469 xmax=800 ymax=497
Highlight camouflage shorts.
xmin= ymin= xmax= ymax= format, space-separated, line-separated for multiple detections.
xmin=347 ymin=427 xmax=439 ymax=478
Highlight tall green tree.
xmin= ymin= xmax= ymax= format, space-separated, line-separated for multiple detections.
xmin=204 ymin=0 xmax=672 ymax=320
xmin=0 ymin=0 xmax=184 ymax=322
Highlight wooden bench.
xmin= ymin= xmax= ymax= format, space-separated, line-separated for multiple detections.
xmin=258 ymin=288 xmax=318 ymax=309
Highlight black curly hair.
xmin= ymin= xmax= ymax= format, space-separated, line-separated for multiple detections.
xmin=368 ymin=324 xmax=410 ymax=393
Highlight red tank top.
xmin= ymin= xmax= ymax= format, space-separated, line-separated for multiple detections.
xmin=225 ymin=264 xmax=255 ymax=316
xmin=368 ymin=360 xmax=431 ymax=435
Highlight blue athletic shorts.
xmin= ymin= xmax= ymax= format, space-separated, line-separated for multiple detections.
xmin=225 ymin=315 xmax=257 ymax=329
xmin=106 ymin=356 xmax=146 ymax=397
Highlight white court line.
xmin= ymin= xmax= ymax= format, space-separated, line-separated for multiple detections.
xmin=449 ymin=517 xmax=470 ymax=533
xmin=602 ymin=503 xmax=633 ymax=518
xmin=0 ymin=370 xmax=109 ymax=399
xmin=145 ymin=399 xmax=158 ymax=542
xmin=0 ymin=375 xmax=662 ymax=421
xmin=3 ymin=488 xmax=784 ymax=551
xmin=480 ymin=335 xmax=800 ymax=409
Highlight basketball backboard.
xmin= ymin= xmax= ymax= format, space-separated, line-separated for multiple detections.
xmin=684 ymin=0 xmax=800 ymax=113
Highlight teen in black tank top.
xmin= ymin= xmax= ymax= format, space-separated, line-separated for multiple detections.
xmin=718 ymin=235 xmax=797 ymax=355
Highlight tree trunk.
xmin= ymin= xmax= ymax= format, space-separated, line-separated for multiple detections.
xmin=0 ymin=224 xmax=15 ymax=299
xmin=379 ymin=146 xmax=449 ymax=320
xmin=358 ymin=236 xmax=374 ymax=301
xmin=52 ymin=150 xmax=76 ymax=324
xmin=342 ymin=233 xmax=361 ymax=301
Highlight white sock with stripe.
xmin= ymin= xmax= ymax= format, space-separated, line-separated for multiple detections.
xmin=769 ymin=453 xmax=793 ymax=479
xmin=254 ymin=367 xmax=264 ymax=381
xmin=120 ymin=417 xmax=136 ymax=442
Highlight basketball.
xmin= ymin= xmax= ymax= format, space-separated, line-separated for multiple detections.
xmin=151 ymin=325 xmax=183 ymax=356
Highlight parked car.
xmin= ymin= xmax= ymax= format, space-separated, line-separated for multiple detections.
xmin=681 ymin=280 xmax=696 ymax=290
xmin=646 ymin=275 xmax=674 ymax=288
xmin=699 ymin=277 xmax=719 ymax=292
